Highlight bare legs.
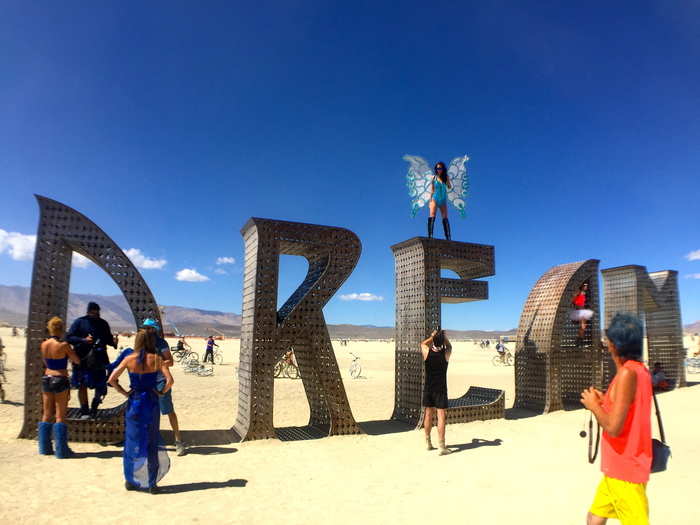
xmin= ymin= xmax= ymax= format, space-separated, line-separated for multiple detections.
xmin=428 ymin=202 xmax=450 ymax=240
xmin=42 ymin=389 xmax=70 ymax=423
xmin=168 ymin=412 xmax=181 ymax=443
xmin=579 ymin=319 xmax=588 ymax=339
xmin=587 ymin=512 xmax=606 ymax=524
xmin=423 ymin=407 xmax=450 ymax=454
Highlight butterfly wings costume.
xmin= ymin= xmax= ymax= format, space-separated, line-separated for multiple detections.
xmin=404 ymin=154 xmax=470 ymax=239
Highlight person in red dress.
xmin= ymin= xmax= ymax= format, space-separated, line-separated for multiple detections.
xmin=571 ymin=282 xmax=594 ymax=345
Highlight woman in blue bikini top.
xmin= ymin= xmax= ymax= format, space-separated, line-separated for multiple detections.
xmin=38 ymin=317 xmax=81 ymax=458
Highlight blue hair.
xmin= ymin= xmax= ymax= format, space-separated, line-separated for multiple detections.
xmin=606 ymin=312 xmax=643 ymax=360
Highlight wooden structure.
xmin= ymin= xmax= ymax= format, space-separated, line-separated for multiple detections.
xmin=601 ymin=265 xmax=686 ymax=388
xmin=232 ymin=218 xmax=361 ymax=441
xmin=19 ymin=196 xmax=161 ymax=442
xmin=514 ymin=260 xmax=603 ymax=413
xmin=390 ymin=237 xmax=504 ymax=428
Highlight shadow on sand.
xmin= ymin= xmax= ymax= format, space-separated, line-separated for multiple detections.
xmin=359 ymin=419 xmax=414 ymax=436
xmin=69 ymin=450 xmax=122 ymax=459
xmin=159 ymin=479 xmax=248 ymax=494
xmin=504 ymin=407 xmax=540 ymax=420
xmin=449 ymin=437 xmax=503 ymax=453
xmin=161 ymin=428 xmax=241 ymax=446
xmin=183 ymin=446 xmax=238 ymax=455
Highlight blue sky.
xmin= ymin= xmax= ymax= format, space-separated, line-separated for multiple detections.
xmin=1 ymin=1 xmax=699 ymax=330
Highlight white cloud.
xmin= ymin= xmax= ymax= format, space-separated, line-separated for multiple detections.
xmin=685 ymin=250 xmax=700 ymax=261
xmin=216 ymin=256 xmax=235 ymax=265
xmin=0 ymin=229 xmax=36 ymax=261
xmin=339 ymin=292 xmax=384 ymax=302
xmin=124 ymin=248 xmax=167 ymax=270
xmin=685 ymin=273 xmax=700 ymax=279
xmin=213 ymin=268 xmax=228 ymax=275
xmin=72 ymin=253 xmax=92 ymax=268
xmin=175 ymin=268 xmax=210 ymax=282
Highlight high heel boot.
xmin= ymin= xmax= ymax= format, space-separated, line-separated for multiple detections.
xmin=53 ymin=422 xmax=72 ymax=458
xmin=38 ymin=421 xmax=54 ymax=455
xmin=427 ymin=217 xmax=435 ymax=238
xmin=442 ymin=218 xmax=451 ymax=240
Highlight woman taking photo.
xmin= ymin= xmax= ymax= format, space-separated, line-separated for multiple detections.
xmin=428 ymin=161 xmax=453 ymax=240
xmin=421 ymin=329 xmax=452 ymax=455
xmin=38 ymin=317 xmax=80 ymax=458
xmin=108 ymin=329 xmax=173 ymax=493
xmin=580 ymin=313 xmax=652 ymax=524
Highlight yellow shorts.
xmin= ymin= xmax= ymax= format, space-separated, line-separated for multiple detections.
xmin=589 ymin=476 xmax=649 ymax=525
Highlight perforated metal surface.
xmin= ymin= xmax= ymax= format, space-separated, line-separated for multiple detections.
xmin=232 ymin=218 xmax=361 ymax=441
xmin=601 ymin=265 xmax=685 ymax=388
xmin=19 ymin=196 xmax=162 ymax=442
xmin=390 ymin=237 xmax=503 ymax=427
xmin=514 ymin=260 xmax=603 ymax=413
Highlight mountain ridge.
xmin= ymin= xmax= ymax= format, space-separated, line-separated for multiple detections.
xmin=4 ymin=284 xmax=696 ymax=339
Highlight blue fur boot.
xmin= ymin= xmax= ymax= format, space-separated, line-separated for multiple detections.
xmin=53 ymin=422 xmax=72 ymax=458
xmin=38 ymin=421 xmax=54 ymax=455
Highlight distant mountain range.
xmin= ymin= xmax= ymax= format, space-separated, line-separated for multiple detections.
xmin=8 ymin=284 xmax=695 ymax=339
xmin=0 ymin=285 xmax=242 ymax=336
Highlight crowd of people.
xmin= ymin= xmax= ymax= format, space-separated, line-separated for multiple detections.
xmin=36 ymin=302 xmax=190 ymax=492
xmin=31 ymin=302 xmax=671 ymax=513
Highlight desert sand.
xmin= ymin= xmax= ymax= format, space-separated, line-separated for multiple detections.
xmin=0 ymin=326 xmax=698 ymax=524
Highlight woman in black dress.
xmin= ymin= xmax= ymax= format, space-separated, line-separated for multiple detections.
xmin=421 ymin=329 xmax=452 ymax=455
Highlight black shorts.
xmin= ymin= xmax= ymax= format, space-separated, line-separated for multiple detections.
xmin=422 ymin=389 xmax=448 ymax=409
xmin=42 ymin=375 xmax=70 ymax=394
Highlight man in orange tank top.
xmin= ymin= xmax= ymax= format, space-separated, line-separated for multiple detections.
xmin=581 ymin=313 xmax=652 ymax=525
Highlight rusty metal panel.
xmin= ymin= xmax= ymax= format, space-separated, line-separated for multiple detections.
xmin=390 ymin=237 xmax=503 ymax=428
xmin=232 ymin=218 xmax=361 ymax=441
xmin=20 ymin=196 xmax=162 ymax=442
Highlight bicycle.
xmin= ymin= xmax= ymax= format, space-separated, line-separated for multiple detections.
xmin=349 ymin=352 xmax=362 ymax=379
xmin=686 ymin=357 xmax=700 ymax=374
xmin=175 ymin=349 xmax=199 ymax=364
xmin=273 ymin=358 xmax=300 ymax=379
xmin=492 ymin=348 xmax=513 ymax=366
xmin=202 ymin=348 xmax=224 ymax=365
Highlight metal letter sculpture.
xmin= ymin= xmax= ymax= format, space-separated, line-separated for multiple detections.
xmin=391 ymin=237 xmax=504 ymax=428
xmin=233 ymin=218 xmax=361 ymax=441
xmin=19 ymin=196 xmax=162 ymax=442
xmin=601 ymin=265 xmax=685 ymax=388
xmin=514 ymin=260 xmax=603 ymax=413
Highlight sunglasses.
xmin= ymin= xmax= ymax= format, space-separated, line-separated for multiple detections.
xmin=436 ymin=167 xmax=445 ymax=171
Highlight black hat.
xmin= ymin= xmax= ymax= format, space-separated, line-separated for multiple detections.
xmin=87 ymin=302 xmax=100 ymax=312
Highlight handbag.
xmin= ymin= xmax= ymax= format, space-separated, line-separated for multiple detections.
xmin=651 ymin=390 xmax=671 ymax=473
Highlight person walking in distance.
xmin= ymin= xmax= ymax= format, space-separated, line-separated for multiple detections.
xmin=203 ymin=335 xmax=218 ymax=364
xmin=580 ymin=313 xmax=653 ymax=525
xmin=421 ymin=329 xmax=452 ymax=455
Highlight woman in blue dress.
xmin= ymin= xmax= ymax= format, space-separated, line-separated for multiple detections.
xmin=428 ymin=161 xmax=453 ymax=240
xmin=108 ymin=329 xmax=173 ymax=493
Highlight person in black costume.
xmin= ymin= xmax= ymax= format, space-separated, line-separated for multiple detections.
xmin=66 ymin=302 xmax=119 ymax=418
xmin=421 ymin=329 xmax=452 ymax=455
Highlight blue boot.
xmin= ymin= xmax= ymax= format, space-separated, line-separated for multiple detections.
xmin=38 ymin=422 xmax=54 ymax=455
xmin=53 ymin=422 xmax=72 ymax=459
